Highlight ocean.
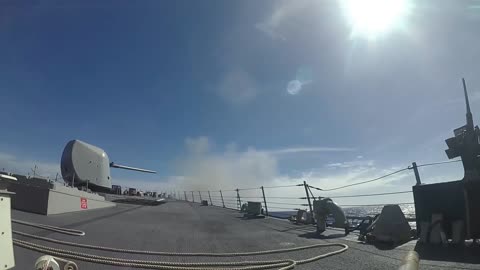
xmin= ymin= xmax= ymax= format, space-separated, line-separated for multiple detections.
xmin=269 ymin=204 xmax=416 ymax=221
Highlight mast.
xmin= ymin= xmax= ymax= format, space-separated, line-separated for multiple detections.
xmin=463 ymin=78 xmax=474 ymax=132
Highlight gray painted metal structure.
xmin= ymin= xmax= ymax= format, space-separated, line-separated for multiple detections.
xmin=61 ymin=140 xmax=156 ymax=192
xmin=4 ymin=180 xmax=115 ymax=215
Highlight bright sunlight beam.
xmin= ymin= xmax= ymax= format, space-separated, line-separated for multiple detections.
xmin=341 ymin=0 xmax=411 ymax=40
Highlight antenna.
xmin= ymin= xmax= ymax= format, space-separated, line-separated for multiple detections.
xmin=463 ymin=78 xmax=474 ymax=130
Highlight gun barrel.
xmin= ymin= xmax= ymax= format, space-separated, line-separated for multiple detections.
xmin=110 ymin=162 xmax=156 ymax=174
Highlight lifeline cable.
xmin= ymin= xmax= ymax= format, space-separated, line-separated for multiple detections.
xmin=312 ymin=167 xmax=410 ymax=191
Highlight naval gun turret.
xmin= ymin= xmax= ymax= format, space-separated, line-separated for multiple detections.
xmin=61 ymin=140 xmax=155 ymax=192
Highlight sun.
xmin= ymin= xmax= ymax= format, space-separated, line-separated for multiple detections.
xmin=341 ymin=0 xmax=411 ymax=40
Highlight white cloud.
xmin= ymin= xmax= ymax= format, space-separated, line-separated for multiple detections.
xmin=0 ymin=138 xmax=451 ymax=207
xmin=176 ymin=138 xmax=278 ymax=191
xmin=112 ymin=176 xmax=185 ymax=193
xmin=232 ymin=158 xmax=414 ymax=207
xmin=185 ymin=136 xmax=210 ymax=154
xmin=108 ymin=137 xmax=447 ymax=206
xmin=267 ymin=146 xmax=355 ymax=155
xmin=255 ymin=22 xmax=286 ymax=41
xmin=216 ymin=69 xmax=257 ymax=104
xmin=255 ymin=0 xmax=311 ymax=40
xmin=0 ymin=152 xmax=59 ymax=179
xmin=444 ymin=90 xmax=480 ymax=106
xmin=172 ymin=139 xmax=356 ymax=195
xmin=325 ymin=159 xmax=374 ymax=168
xmin=301 ymin=168 xmax=413 ymax=205
xmin=171 ymin=138 xmax=366 ymax=204
xmin=288 ymin=159 xmax=417 ymax=205
xmin=175 ymin=137 xmax=385 ymax=196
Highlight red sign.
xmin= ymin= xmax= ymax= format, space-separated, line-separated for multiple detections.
xmin=80 ymin=197 xmax=88 ymax=209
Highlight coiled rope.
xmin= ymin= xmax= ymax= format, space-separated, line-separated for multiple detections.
xmin=13 ymin=238 xmax=348 ymax=270
xmin=13 ymin=223 xmax=348 ymax=270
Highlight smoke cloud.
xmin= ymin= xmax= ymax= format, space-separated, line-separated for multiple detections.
xmin=175 ymin=137 xmax=278 ymax=191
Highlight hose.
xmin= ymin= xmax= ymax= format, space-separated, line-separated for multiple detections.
xmin=398 ymin=251 xmax=419 ymax=270
xmin=13 ymin=220 xmax=348 ymax=269
xmin=14 ymin=230 xmax=344 ymax=257
xmin=13 ymin=231 xmax=348 ymax=270
xmin=14 ymin=238 xmax=347 ymax=270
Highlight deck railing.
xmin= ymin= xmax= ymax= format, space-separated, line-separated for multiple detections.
xmin=2 ymin=158 xmax=462 ymax=222
xmin=176 ymin=159 xmax=462 ymax=221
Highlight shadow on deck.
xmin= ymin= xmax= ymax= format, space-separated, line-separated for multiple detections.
xmin=298 ymin=231 xmax=346 ymax=239
xmin=111 ymin=198 xmax=166 ymax=206
xmin=414 ymin=243 xmax=480 ymax=264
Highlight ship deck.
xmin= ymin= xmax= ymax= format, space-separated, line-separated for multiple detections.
xmin=12 ymin=200 xmax=480 ymax=270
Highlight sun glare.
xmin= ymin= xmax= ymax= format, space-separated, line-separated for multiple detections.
xmin=341 ymin=0 xmax=411 ymax=40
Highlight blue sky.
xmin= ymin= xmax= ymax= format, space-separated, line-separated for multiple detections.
xmin=1 ymin=0 xmax=479 ymax=203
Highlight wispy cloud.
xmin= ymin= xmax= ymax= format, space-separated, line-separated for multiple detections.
xmin=176 ymin=137 xmax=278 ymax=191
xmin=235 ymin=159 xmax=415 ymax=206
xmin=155 ymin=137 xmax=457 ymax=206
xmin=185 ymin=136 xmax=210 ymax=154
xmin=445 ymin=90 xmax=480 ymax=106
xmin=113 ymin=176 xmax=185 ymax=192
xmin=176 ymin=137 xmax=356 ymax=191
xmin=255 ymin=22 xmax=286 ymax=41
xmin=267 ymin=146 xmax=355 ymax=155
xmin=215 ymin=69 xmax=257 ymax=104
xmin=325 ymin=159 xmax=374 ymax=168
xmin=0 ymin=143 xmax=425 ymax=206
xmin=0 ymin=152 xmax=59 ymax=178
xmin=255 ymin=0 xmax=312 ymax=41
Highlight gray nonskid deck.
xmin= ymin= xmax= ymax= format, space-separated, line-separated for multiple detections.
xmin=11 ymin=201 xmax=480 ymax=269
